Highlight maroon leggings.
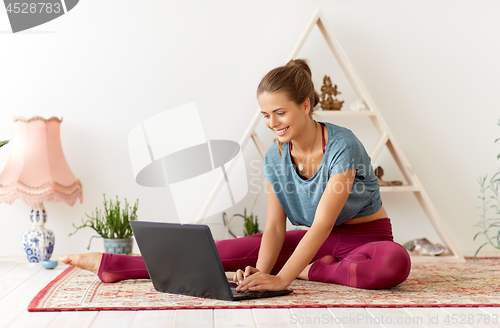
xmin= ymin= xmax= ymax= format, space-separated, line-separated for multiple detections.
xmin=98 ymin=218 xmax=411 ymax=289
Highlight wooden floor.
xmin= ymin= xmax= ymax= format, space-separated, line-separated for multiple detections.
xmin=2 ymin=259 xmax=500 ymax=328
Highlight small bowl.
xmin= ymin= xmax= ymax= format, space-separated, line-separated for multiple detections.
xmin=42 ymin=260 xmax=58 ymax=269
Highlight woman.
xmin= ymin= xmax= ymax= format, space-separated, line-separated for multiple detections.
xmin=61 ymin=59 xmax=411 ymax=291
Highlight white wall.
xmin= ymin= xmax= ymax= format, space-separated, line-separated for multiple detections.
xmin=0 ymin=0 xmax=499 ymax=258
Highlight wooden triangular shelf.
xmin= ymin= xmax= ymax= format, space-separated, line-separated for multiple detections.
xmin=196 ymin=9 xmax=464 ymax=262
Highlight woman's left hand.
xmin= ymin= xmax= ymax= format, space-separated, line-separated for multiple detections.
xmin=235 ymin=272 xmax=289 ymax=292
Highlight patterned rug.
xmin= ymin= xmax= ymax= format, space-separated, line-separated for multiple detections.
xmin=28 ymin=259 xmax=500 ymax=311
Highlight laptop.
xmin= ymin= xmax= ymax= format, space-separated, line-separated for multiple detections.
xmin=130 ymin=221 xmax=293 ymax=301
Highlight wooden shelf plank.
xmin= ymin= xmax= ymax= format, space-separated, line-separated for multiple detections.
xmin=379 ymin=185 xmax=420 ymax=192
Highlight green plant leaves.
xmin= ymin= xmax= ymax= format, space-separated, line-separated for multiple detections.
xmin=0 ymin=140 xmax=9 ymax=148
xmin=243 ymin=208 xmax=262 ymax=236
xmin=474 ymin=120 xmax=500 ymax=260
xmin=222 ymin=207 xmax=262 ymax=238
xmin=69 ymin=194 xmax=139 ymax=249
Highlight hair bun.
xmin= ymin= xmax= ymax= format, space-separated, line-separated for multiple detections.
xmin=285 ymin=59 xmax=312 ymax=77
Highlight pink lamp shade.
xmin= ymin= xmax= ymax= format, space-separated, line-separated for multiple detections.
xmin=0 ymin=116 xmax=83 ymax=206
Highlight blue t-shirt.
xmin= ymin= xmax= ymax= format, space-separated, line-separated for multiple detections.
xmin=264 ymin=121 xmax=382 ymax=227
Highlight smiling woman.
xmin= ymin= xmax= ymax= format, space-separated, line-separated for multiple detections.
xmin=257 ymin=59 xmax=319 ymax=160
xmin=60 ymin=59 xmax=411 ymax=294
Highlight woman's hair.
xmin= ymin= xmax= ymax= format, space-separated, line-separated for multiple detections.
xmin=257 ymin=59 xmax=320 ymax=157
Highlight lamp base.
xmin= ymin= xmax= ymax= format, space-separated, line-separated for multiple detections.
xmin=22 ymin=203 xmax=55 ymax=264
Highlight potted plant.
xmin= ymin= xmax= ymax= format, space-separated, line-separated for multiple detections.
xmin=70 ymin=194 xmax=139 ymax=254
xmin=0 ymin=140 xmax=9 ymax=149
xmin=243 ymin=208 xmax=261 ymax=236
xmin=222 ymin=208 xmax=262 ymax=238
xmin=222 ymin=196 xmax=262 ymax=238
xmin=474 ymin=119 xmax=500 ymax=260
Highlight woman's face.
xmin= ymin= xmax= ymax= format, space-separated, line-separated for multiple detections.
xmin=258 ymin=91 xmax=311 ymax=144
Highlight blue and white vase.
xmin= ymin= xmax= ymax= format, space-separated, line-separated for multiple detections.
xmin=22 ymin=203 xmax=55 ymax=264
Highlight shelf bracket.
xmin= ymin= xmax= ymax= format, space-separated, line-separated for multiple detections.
xmin=370 ymin=133 xmax=389 ymax=163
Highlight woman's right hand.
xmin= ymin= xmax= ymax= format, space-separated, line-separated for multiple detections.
xmin=234 ymin=266 xmax=260 ymax=285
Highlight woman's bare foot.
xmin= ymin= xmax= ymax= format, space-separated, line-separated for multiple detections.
xmin=59 ymin=253 xmax=103 ymax=275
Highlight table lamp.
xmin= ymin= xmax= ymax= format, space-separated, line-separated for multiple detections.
xmin=0 ymin=116 xmax=83 ymax=263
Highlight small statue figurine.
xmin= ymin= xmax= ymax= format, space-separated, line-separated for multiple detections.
xmin=374 ymin=166 xmax=403 ymax=186
xmin=320 ymin=75 xmax=344 ymax=110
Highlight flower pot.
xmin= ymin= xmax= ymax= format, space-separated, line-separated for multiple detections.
xmin=103 ymin=238 xmax=133 ymax=255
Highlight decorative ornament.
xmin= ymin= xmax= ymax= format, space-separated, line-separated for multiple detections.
xmin=374 ymin=166 xmax=403 ymax=186
xmin=320 ymin=75 xmax=344 ymax=110
xmin=403 ymin=238 xmax=446 ymax=256
xmin=349 ymin=98 xmax=367 ymax=111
